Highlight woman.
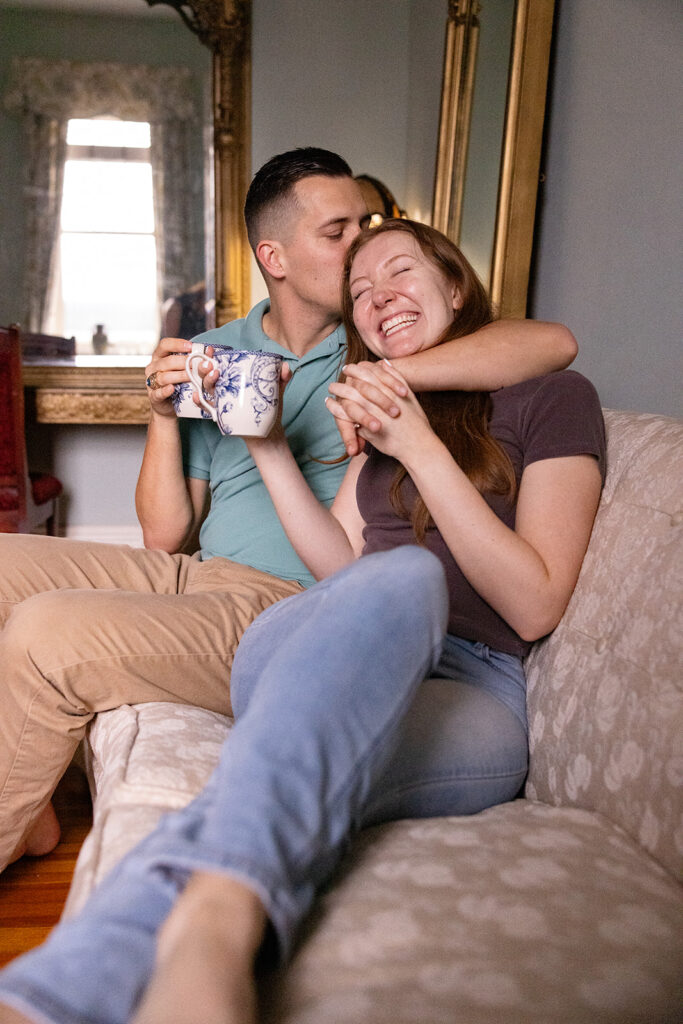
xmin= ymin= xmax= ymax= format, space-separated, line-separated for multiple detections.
xmin=0 ymin=222 xmax=605 ymax=1024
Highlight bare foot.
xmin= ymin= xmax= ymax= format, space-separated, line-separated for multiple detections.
xmin=132 ymin=872 xmax=267 ymax=1024
xmin=8 ymin=803 xmax=61 ymax=865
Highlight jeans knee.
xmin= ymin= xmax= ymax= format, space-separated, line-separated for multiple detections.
xmin=362 ymin=547 xmax=448 ymax=636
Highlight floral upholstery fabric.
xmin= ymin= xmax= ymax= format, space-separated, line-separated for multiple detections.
xmin=525 ymin=410 xmax=683 ymax=880
xmin=65 ymin=409 xmax=683 ymax=1021
xmin=262 ymin=804 xmax=683 ymax=1024
xmin=64 ymin=703 xmax=233 ymax=917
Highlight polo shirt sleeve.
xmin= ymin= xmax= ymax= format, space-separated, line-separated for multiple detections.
xmin=521 ymin=371 xmax=607 ymax=482
xmin=179 ymin=417 xmax=212 ymax=480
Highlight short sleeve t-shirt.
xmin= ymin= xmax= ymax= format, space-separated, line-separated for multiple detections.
xmin=180 ymin=299 xmax=348 ymax=587
xmin=356 ymin=371 xmax=606 ymax=657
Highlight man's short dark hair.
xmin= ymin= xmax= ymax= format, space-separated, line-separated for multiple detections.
xmin=244 ymin=147 xmax=353 ymax=251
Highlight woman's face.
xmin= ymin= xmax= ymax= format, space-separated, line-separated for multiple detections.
xmin=348 ymin=231 xmax=461 ymax=360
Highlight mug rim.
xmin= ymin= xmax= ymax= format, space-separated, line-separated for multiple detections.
xmin=190 ymin=344 xmax=283 ymax=360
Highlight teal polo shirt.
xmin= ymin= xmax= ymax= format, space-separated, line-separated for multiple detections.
xmin=180 ymin=299 xmax=348 ymax=587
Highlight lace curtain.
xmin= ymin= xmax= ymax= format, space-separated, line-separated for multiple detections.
xmin=4 ymin=57 xmax=202 ymax=332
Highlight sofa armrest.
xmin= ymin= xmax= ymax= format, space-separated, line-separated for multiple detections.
xmin=524 ymin=410 xmax=683 ymax=880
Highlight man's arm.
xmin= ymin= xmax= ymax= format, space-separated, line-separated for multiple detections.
xmin=392 ymin=319 xmax=577 ymax=391
xmin=333 ymin=319 xmax=577 ymax=455
xmin=135 ymin=337 xmax=209 ymax=553
xmin=135 ymin=413 xmax=209 ymax=553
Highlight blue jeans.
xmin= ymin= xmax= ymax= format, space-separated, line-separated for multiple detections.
xmin=0 ymin=547 xmax=528 ymax=1024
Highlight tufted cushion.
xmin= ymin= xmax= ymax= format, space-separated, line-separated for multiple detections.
xmin=525 ymin=410 xmax=683 ymax=879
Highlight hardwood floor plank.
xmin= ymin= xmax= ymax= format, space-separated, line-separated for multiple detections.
xmin=0 ymin=767 xmax=92 ymax=968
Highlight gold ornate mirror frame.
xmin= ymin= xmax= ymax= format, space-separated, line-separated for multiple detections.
xmin=432 ymin=0 xmax=555 ymax=318
xmin=24 ymin=0 xmax=252 ymax=425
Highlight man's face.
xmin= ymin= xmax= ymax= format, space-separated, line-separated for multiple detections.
xmin=276 ymin=175 xmax=368 ymax=319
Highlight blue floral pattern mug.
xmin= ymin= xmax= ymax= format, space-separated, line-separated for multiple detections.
xmin=185 ymin=345 xmax=283 ymax=436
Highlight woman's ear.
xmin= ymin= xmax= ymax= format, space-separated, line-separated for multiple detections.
xmin=255 ymin=240 xmax=285 ymax=280
xmin=451 ymin=286 xmax=464 ymax=311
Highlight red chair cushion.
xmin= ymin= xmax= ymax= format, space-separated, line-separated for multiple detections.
xmin=29 ymin=472 xmax=63 ymax=505
xmin=0 ymin=485 xmax=20 ymax=511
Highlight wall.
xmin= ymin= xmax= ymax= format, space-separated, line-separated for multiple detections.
xmin=530 ymin=0 xmax=682 ymax=417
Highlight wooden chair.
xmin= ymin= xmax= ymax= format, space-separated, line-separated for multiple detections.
xmin=0 ymin=324 xmax=63 ymax=534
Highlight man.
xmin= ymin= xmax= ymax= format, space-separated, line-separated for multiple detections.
xmin=0 ymin=148 xmax=576 ymax=872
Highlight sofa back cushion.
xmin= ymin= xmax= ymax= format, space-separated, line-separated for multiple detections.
xmin=524 ymin=409 xmax=683 ymax=880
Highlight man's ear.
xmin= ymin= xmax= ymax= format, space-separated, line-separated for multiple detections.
xmin=256 ymin=240 xmax=285 ymax=280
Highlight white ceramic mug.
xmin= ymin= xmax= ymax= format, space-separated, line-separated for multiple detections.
xmin=185 ymin=346 xmax=283 ymax=436
xmin=172 ymin=341 xmax=235 ymax=419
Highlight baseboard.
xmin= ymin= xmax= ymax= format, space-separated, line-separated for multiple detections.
xmin=62 ymin=524 xmax=144 ymax=547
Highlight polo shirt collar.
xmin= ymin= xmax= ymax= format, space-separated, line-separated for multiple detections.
xmin=243 ymin=299 xmax=346 ymax=365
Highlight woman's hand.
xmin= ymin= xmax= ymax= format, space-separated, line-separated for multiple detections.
xmin=327 ymin=361 xmax=432 ymax=462
xmin=145 ymin=337 xmax=195 ymax=418
xmin=326 ymin=360 xmax=410 ymax=456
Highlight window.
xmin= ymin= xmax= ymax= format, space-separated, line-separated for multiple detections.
xmin=48 ymin=118 xmax=159 ymax=355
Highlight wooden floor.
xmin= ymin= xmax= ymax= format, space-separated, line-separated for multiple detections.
xmin=0 ymin=767 xmax=93 ymax=967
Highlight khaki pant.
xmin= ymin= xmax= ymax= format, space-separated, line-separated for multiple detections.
xmin=0 ymin=534 xmax=302 ymax=869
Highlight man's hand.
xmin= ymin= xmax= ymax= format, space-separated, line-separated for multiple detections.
xmin=325 ymin=360 xmax=410 ymax=455
xmin=145 ymin=337 xmax=195 ymax=417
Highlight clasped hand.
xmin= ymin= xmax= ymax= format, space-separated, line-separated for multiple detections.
xmin=326 ymin=360 xmax=432 ymax=461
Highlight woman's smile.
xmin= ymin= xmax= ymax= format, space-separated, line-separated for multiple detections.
xmin=381 ymin=312 xmax=419 ymax=337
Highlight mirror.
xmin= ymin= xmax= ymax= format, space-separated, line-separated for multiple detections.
xmin=7 ymin=0 xmax=251 ymax=424
xmin=433 ymin=0 xmax=555 ymax=317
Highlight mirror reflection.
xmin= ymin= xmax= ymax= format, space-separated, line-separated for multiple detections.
xmin=458 ymin=0 xmax=515 ymax=289
xmin=1 ymin=0 xmax=212 ymax=357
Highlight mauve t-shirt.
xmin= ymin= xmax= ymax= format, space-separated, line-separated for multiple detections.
xmin=356 ymin=371 xmax=606 ymax=657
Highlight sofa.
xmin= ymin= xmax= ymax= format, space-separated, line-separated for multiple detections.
xmin=64 ymin=408 xmax=683 ymax=1023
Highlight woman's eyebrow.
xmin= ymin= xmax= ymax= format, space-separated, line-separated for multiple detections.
xmin=350 ymin=252 xmax=415 ymax=286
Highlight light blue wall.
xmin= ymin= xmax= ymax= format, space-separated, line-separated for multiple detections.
xmin=252 ymin=0 xmax=411 ymax=194
xmin=530 ymin=0 xmax=682 ymax=418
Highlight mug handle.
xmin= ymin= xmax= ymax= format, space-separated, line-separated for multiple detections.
xmin=185 ymin=351 xmax=218 ymax=417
